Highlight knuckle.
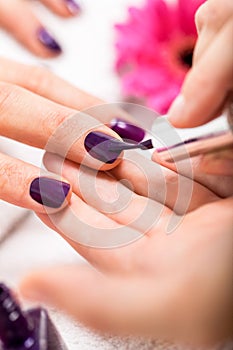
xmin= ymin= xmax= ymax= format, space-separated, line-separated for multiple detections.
xmin=0 ymin=157 xmax=36 ymax=205
xmin=0 ymin=82 xmax=19 ymax=116
xmin=0 ymin=158 xmax=27 ymax=202
xmin=41 ymin=108 xmax=70 ymax=136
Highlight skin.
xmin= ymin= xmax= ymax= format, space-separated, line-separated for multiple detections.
xmin=0 ymin=0 xmax=231 ymax=344
xmin=167 ymin=0 xmax=233 ymax=175
xmin=0 ymin=0 xmax=80 ymax=57
xmin=20 ymin=153 xmax=233 ymax=346
xmin=17 ymin=0 xmax=233 ymax=345
xmin=1 ymin=56 xmax=230 ymax=215
xmin=0 ymin=57 xmax=126 ymax=213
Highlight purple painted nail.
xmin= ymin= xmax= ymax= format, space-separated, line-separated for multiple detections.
xmin=84 ymin=132 xmax=154 ymax=163
xmin=64 ymin=0 xmax=80 ymax=14
xmin=110 ymin=118 xmax=145 ymax=143
xmin=37 ymin=28 xmax=62 ymax=53
xmin=84 ymin=132 xmax=123 ymax=164
xmin=30 ymin=177 xmax=70 ymax=208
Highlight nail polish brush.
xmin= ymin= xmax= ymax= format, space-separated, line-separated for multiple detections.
xmin=110 ymin=105 xmax=233 ymax=163
xmin=156 ymin=104 xmax=233 ymax=163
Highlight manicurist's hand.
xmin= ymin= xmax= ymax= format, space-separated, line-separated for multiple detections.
xmin=168 ymin=0 xmax=233 ymax=175
xmin=0 ymin=0 xmax=81 ymax=57
xmin=0 ymin=57 xmax=124 ymax=212
xmin=20 ymin=150 xmax=233 ymax=345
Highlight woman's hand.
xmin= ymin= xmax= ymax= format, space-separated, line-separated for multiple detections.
xmin=167 ymin=0 xmax=233 ymax=175
xmin=0 ymin=0 xmax=81 ymax=57
xmin=20 ymin=152 xmax=233 ymax=345
xmin=168 ymin=0 xmax=233 ymax=127
xmin=0 ymin=57 xmax=124 ymax=212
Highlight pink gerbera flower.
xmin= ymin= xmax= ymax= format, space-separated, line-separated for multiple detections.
xmin=115 ymin=0 xmax=205 ymax=114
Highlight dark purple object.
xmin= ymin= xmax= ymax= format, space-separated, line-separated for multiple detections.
xmin=84 ymin=131 xmax=154 ymax=163
xmin=0 ymin=284 xmax=33 ymax=348
xmin=37 ymin=28 xmax=62 ymax=53
xmin=0 ymin=283 xmax=68 ymax=350
xmin=84 ymin=132 xmax=123 ymax=163
xmin=29 ymin=177 xmax=70 ymax=208
xmin=110 ymin=118 xmax=145 ymax=143
xmin=64 ymin=0 xmax=80 ymax=14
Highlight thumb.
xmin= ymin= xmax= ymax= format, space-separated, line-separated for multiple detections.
xmin=20 ymin=265 xmax=180 ymax=338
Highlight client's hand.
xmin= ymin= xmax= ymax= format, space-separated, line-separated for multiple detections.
xmin=0 ymin=0 xmax=81 ymax=57
xmin=20 ymin=151 xmax=233 ymax=345
xmin=0 ymin=57 xmax=124 ymax=213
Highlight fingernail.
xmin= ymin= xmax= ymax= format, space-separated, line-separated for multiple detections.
xmin=30 ymin=177 xmax=70 ymax=208
xmin=64 ymin=0 xmax=81 ymax=15
xmin=84 ymin=132 xmax=124 ymax=164
xmin=168 ymin=95 xmax=186 ymax=125
xmin=37 ymin=28 xmax=62 ymax=53
xmin=110 ymin=118 xmax=145 ymax=142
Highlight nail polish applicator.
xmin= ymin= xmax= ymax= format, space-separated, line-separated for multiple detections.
xmin=110 ymin=104 xmax=233 ymax=163
xmin=0 ymin=283 xmax=68 ymax=350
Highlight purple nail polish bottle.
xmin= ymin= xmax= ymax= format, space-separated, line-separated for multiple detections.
xmin=0 ymin=284 xmax=68 ymax=350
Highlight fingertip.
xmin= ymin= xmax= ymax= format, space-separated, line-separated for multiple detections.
xmin=83 ymin=129 xmax=124 ymax=169
xmin=29 ymin=176 xmax=72 ymax=214
xmin=167 ymin=95 xmax=189 ymax=128
xmin=36 ymin=27 xmax=63 ymax=56
xmin=19 ymin=275 xmax=41 ymax=302
xmin=151 ymin=151 xmax=177 ymax=172
xmin=63 ymin=0 xmax=81 ymax=16
xmin=41 ymin=0 xmax=81 ymax=18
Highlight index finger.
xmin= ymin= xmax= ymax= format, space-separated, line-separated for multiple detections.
xmin=0 ymin=82 xmax=123 ymax=170
xmin=168 ymin=20 xmax=233 ymax=127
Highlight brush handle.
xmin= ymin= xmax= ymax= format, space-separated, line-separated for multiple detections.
xmin=157 ymin=100 xmax=233 ymax=163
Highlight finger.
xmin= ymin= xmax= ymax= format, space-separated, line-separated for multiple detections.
xmin=0 ymin=57 xmax=134 ymax=124
xmin=198 ymin=148 xmax=233 ymax=176
xmin=111 ymin=153 xmax=219 ymax=213
xmin=168 ymin=20 xmax=233 ymax=127
xmin=21 ymin=199 xmax=233 ymax=340
xmin=0 ymin=82 xmax=123 ymax=171
xmin=37 ymin=191 xmax=147 ymax=272
xmin=20 ymin=265 xmax=224 ymax=342
xmin=0 ymin=0 xmax=62 ymax=57
xmin=0 ymin=152 xmax=71 ymax=213
xmin=43 ymin=152 xmax=171 ymax=229
xmin=194 ymin=0 xmax=233 ymax=62
xmin=152 ymin=151 xmax=233 ymax=198
xmin=44 ymin=151 xmax=219 ymax=215
xmin=20 ymin=266 xmax=180 ymax=339
xmin=39 ymin=0 xmax=81 ymax=17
